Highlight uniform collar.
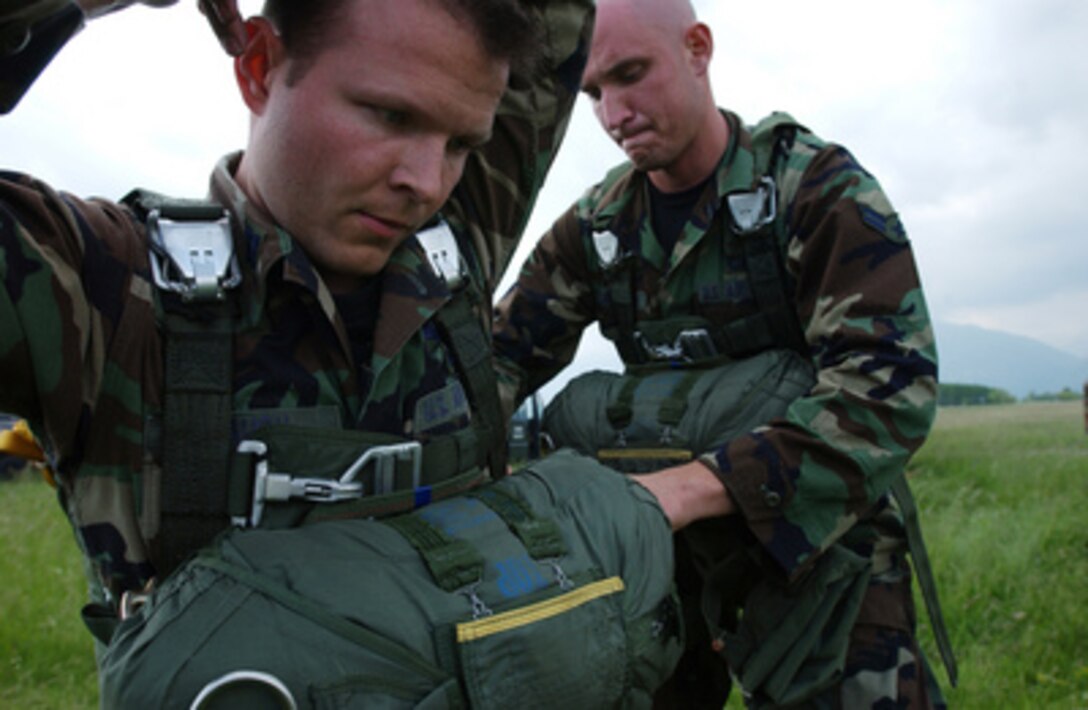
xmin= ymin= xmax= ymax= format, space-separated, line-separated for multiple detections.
xmin=208 ymin=153 xmax=452 ymax=371
xmin=594 ymin=110 xmax=762 ymax=275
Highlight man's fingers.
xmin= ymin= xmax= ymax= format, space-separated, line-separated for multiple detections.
xmin=198 ymin=0 xmax=245 ymax=56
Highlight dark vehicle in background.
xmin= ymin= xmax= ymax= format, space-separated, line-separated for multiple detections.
xmin=507 ymin=393 xmax=547 ymax=464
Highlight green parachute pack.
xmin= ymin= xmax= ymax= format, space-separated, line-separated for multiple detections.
xmin=542 ymin=350 xmax=956 ymax=705
xmin=543 ymin=348 xmax=816 ymax=473
xmin=98 ymin=450 xmax=684 ymax=709
xmin=541 ymin=351 xmax=877 ymax=705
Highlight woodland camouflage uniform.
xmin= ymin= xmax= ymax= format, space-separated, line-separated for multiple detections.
xmin=0 ymin=0 xmax=593 ymax=611
xmin=494 ymin=110 xmax=948 ymax=707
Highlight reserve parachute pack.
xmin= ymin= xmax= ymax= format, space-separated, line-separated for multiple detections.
xmin=544 ymin=353 xmax=957 ymax=702
xmin=99 ymin=450 xmax=684 ymax=709
xmin=542 ymin=353 xmax=880 ymax=704
xmin=543 ymin=348 xmax=815 ymax=473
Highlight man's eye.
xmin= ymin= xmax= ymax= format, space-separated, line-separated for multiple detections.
xmin=380 ymin=109 xmax=409 ymax=126
xmin=448 ymin=138 xmax=473 ymax=154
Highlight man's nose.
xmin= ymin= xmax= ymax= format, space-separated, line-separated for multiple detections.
xmin=597 ymin=89 xmax=632 ymax=135
xmin=391 ymin=138 xmax=450 ymax=206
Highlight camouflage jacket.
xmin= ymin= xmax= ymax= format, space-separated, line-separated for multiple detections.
xmin=0 ymin=0 xmax=593 ymax=604
xmin=493 ymin=110 xmax=939 ymax=582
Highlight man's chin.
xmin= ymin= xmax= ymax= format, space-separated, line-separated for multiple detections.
xmin=626 ymin=150 xmax=664 ymax=172
xmin=318 ymin=249 xmax=396 ymax=292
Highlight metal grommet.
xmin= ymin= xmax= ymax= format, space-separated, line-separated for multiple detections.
xmin=190 ymin=670 xmax=297 ymax=710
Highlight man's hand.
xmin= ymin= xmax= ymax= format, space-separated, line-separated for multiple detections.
xmin=199 ymin=0 xmax=244 ymax=56
xmin=632 ymin=460 xmax=736 ymax=531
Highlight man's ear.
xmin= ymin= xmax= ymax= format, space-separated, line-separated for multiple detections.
xmin=684 ymin=22 xmax=714 ymax=77
xmin=234 ymin=16 xmax=285 ymax=114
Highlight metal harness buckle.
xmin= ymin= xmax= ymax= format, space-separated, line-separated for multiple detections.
xmin=636 ymin=328 xmax=718 ymax=363
xmin=234 ymin=439 xmax=424 ymax=528
xmin=417 ymin=219 xmax=464 ymax=289
xmin=148 ymin=208 xmax=242 ymax=302
xmin=727 ymin=175 xmax=777 ymax=235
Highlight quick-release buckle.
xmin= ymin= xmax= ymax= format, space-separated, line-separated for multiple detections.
xmin=636 ymin=328 xmax=718 ymax=362
xmin=234 ymin=439 xmax=424 ymax=528
xmin=417 ymin=219 xmax=464 ymax=289
xmin=148 ymin=208 xmax=242 ymax=302
xmin=727 ymin=176 xmax=777 ymax=235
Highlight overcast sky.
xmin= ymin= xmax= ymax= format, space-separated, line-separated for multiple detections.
xmin=3 ymin=0 xmax=1086 ymax=397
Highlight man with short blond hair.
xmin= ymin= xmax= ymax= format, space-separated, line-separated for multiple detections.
xmin=1 ymin=0 xmax=592 ymax=640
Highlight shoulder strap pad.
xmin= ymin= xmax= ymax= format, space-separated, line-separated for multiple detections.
xmin=123 ymin=189 xmax=240 ymax=303
xmin=416 ymin=218 xmax=465 ymax=289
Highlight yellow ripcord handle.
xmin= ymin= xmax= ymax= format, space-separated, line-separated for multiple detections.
xmin=0 ymin=419 xmax=56 ymax=486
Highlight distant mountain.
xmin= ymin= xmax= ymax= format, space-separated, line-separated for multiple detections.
xmin=934 ymin=322 xmax=1088 ymax=399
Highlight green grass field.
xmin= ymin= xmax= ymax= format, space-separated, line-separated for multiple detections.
xmin=2 ymin=401 xmax=1086 ymax=708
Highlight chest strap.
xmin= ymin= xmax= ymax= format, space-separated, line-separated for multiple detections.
xmin=227 ymin=426 xmax=489 ymax=528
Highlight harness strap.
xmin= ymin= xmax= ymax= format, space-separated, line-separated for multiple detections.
xmin=605 ymin=374 xmax=641 ymax=431
xmin=384 ymin=514 xmax=484 ymax=593
xmin=466 ymin=486 xmax=567 ymax=560
xmin=658 ymin=369 xmax=702 ymax=430
xmin=158 ymin=305 xmax=234 ymax=574
xmin=717 ymin=128 xmax=807 ymax=358
xmin=608 ymin=264 xmax=646 ymax=365
xmin=125 ymin=190 xmax=240 ymax=576
xmin=432 ymin=292 xmax=507 ymax=479
xmin=890 ymin=475 xmax=959 ymax=686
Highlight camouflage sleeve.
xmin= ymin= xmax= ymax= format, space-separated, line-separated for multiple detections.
xmin=0 ymin=172 xmax=151 ymax=467
xmin=444 ymin=0 xmax=593 ymax=292
xmin=700 ymin=144 xmax=939 ymax=582
xmin=492 ymin=193 xmax=600 ymax=418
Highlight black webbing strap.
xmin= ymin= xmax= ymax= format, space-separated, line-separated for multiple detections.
xmin=158 ymin=308 xmax=234 ymax=575
xmin=432 ymin=291 xmax=507 ymax=479
xmin=124 ymin=189 xmax=239 ymax=576
xmin=607 ymin=262 xmax=646 ymax=365
xmin=383 ymin=514 xmax=484 ymax=593
xmin=467 ymin=486 xmax=567 ymax=560
xmin=605 ymin=374 xmax=641 ymax=431
xmin=720 ymin=127 xmax=807 ymax=357
xmin=890 ymin=475 xmax=958 ymax=686
xmin=657 ymin=369 xmax=702 ymax=430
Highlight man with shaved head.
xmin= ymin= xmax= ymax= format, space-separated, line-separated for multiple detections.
xmin=494 ymin=0 xmax=953 ymax=706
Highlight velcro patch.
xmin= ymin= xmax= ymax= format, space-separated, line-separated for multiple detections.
xmin=414 ymin=380 xmax=471 ymax=434
xmin=232 ymin=405 xmax=342 ymax=442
